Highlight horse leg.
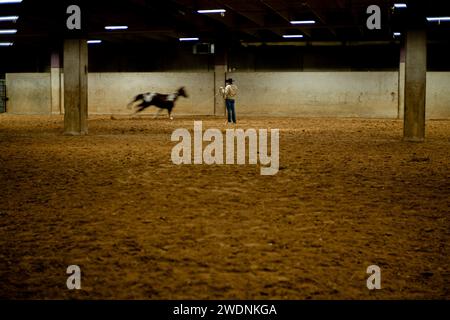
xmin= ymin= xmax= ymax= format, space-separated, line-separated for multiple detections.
xmin=153 ymin=108 xmax=163 ymax=119
xmin=167 ymin=104 xmax=174 ymax=120
xmin=127 ymin=100 xmax=136 ymax=110
xmin=134 ymin=102 xmax=147 ymax=115
xmin=127 ymin=94 xmax=142 ymax=110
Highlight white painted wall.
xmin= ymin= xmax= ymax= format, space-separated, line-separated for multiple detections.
xmin=426 ymin=73 xmax=450 ymax=119
xmin=227 ymin=72 xmax=399 ymax=118
xmin=86 ymin=73 xmax=214 ymax=115
xmin=4 ymin=71 xmax=450 ymax=119
xmin=5 ymin=73 xmax=51 ymax=114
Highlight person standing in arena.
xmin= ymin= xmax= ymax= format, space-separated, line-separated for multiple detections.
xmin=220 ymin=78 xmax=238 ymax=124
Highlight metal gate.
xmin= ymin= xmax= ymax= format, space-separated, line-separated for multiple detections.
xmin=0 ymin=79 xmax=6 ymax=113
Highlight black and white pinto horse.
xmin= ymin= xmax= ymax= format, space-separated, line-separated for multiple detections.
xmin=127 ymin=87 xmax=188 ymax=119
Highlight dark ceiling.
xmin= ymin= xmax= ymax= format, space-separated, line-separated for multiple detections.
xmin=1 ymin=0 xmax=450 ymax=46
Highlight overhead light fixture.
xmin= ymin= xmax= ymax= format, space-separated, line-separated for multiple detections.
xmin=0 ymin=16 xmax=19 ymax=21
xmin=393 ymin=3 xmax=407 ymax=8
xmin=0 ymin=29 xmax=17 ymax=34
xmin=393 ymin=32 xmax=402 ymax=37
xmin=0 ymin=42 xmax=13 ymax=46
xmin=197 ymin=9 xmax=226 ymax=14
xmin=0 ymin=0 xmax=23 ymax=4
xmin=282 ymin=35 xmax=304 ymax=38
xmin=87 ymin=40 xmax=102 ymax=44
xmin=104 ymin=26 xmax=128 ymax=30
xmin=179 ymin=37 xmax=199 ymax=41
xmin=290 ymin=20 xmax=316 ymax=25
xmin=427 ymin=17 xmax=450 ymax=22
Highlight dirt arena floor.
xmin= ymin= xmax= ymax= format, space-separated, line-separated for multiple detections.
xmin=0 ymin=114 xmax=449 ymax=299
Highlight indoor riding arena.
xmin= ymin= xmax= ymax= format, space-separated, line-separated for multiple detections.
xmin=0 ymin=0 xmax=449 ymax=300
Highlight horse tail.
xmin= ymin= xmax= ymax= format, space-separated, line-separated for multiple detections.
xmin=127 ymin=94 xmax=143 ymax=109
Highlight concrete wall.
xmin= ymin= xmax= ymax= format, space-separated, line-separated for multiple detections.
xmin=426 ymin=73 xmax=450 ymax=119
xmin=227 ymin=72 xmax=399 ymax=118
xmin=5 ymin=73 xmax=51 ymax=114
xmin=4 ymin=71 xmax=450 ymax=119
xmin=86 ymin=73 xmax=214 ymax=115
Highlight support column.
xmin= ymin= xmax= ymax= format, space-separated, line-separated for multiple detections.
xmin=403 ymin=29 xmax=427 ymax=142
xmin=398 ymin=42 xmax=405 ymax=120
xmin=50 ymin=51 xmax=62 ymax=115
xmin=214 ymin=50 xmax=227 ymax=116
xmin=63 ymin=38 xmax=88 ymax=135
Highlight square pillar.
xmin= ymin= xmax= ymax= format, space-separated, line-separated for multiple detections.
xmin=63 ymin=38 xmax=88 ymax=135
xmin=214 ymin=50 xmax=227 ymax=116
xmin=398 ymin=43 xmax=405 ymax=120
xmin=403 ymin=29 xmax=427 ymax=142
xmin=50 ymin=51 xmax=62 ymax=115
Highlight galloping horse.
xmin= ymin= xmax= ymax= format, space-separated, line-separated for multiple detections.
xmin=127 ymin=87 xmax=188 ymax=119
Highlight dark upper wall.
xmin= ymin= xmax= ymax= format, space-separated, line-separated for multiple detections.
xmin=0 ymin=44 xmax=51 ymax=75
xmin=228 ymin=44 xmax=402 ymax=72
xmin=88 ymin=42 xmax=216 ymax=72
xmin=1 ymin=41 xmax=450 ymax=78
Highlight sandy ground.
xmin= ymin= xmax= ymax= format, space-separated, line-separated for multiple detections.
xmin=0 ymin=114 xmax=449 ymax=300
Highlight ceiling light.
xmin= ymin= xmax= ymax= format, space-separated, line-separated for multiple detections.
xmin=104 ymin=26 xmax=128 ymax=30
xmin=427 ymin=17 xmax=450 ymax=22
xmin=282 ymin=35 xmax=304 ymax=38
xmin=179 ymin=37 xmax=199 ymax=41
xmin=0 ymin=0 xmax=23 ymax=4
xmin=0 ymin=16 xmax=19 ymax=21
xmin=393 ymin=3 xmax=407 ymax=8
xmin=290 ymin=20 xmax=316 ymax=25
xmin=87 ymin=40 xmax=102 ymax=44
xmin=0 ymin=29 xmax=17 ymax=34
xmin=197 ymin=9 xmax=226 ymax=14
xmin=0 ymin=42 xmax=13 ymax=46
xmin=393 ymin=32 xmax=401 ymax=37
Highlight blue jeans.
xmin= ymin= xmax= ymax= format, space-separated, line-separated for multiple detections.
xmin=225 ymin=99 xmax=236 ymax=123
